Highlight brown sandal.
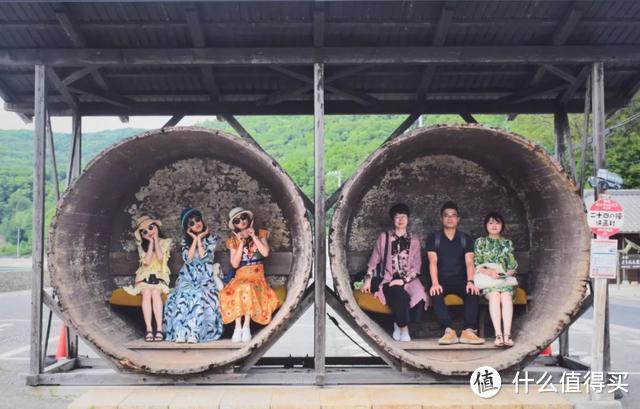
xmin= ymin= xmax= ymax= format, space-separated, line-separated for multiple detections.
xmin=503 ymin=334 xmax=514 ymax=347
xmin=144 ymin=331 xmax=154 ymax=342
xmin=154 ymin=331 xmax=165 ymax=342
xmin=494 ymin=334 xmax=504 ymax=347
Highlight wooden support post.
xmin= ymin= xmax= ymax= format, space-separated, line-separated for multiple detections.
xmin=45 ymin=114 xmax=60 ymax=202
xmin=590 ymin=62 xmax=612 ymax=401
xmin=578 ymin=74 xmax=591 ymax=196
xmin=313 ymin=62 xmax=326 ymax=384
xmin=554 ymin=107 xmax=570 ymax=174
xmin=162 ymin=114 xmax=183 ymax=129
xmin=67 ymin=111 xmax=81 ymax=187
xmin=30 ymin=65 xmax=47 ymax=377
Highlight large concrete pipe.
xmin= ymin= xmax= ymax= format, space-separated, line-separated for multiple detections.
xmin=49 ymin=127 xmax=312 ymax=375
xmin=329 ymin=124 xmax=590 ymax=375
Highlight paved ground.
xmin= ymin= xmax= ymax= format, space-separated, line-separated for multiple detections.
xmin=0 ymin=257 xmax=638 ymax=408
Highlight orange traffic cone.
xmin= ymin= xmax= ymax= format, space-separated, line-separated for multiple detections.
xmin=56 ymin=325 xmax=68 ymax=360
xmin=539 ymin=345 xmax=553 ymax=356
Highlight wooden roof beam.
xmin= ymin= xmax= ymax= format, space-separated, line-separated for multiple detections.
xmin=4 ymin=46 xmax=640 ymax=66
xmin=8 ymin=98 xmax=606 ymax=117
xmin=624 ymin=72 xmax=640 ymax=100
xmin=313 ymin=4 xmax=325 ymax=47
xmin=62 ymin=67 xmax=96 ymax=86
xmin=416 ymin=4 xmax=455 ymax=101
xmin=268 ymin=65 xmax=378 ymax=106
xmin=509 ymin=4 xmax=584 ymax=119
xmin=259 ymin=65 xmax=370 ymax=106
xmin=66 ymin=86 xmax=131 ymax=109
xmin=162 ymin=114 xmax=184 ymax=129
xmin=460 ymin=112 xmax=478 ymax=123
xmin=542 ymin=64 xmax=578 ymax=84
xmin=0 ymin=79 xmax=31 ymax=123
xmin=46 ymin=67 xmax=79 ymax=110
xmin=558 ymin=65 xmax=590 ymax=105
xmin=185 ymin=6 xmax=221 ymax=103
xmin=54 ymin=4 xmax=128 ymax=122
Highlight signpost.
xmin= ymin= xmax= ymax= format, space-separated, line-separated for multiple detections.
xmin=587 ymin=191 xmax=624 ymax=402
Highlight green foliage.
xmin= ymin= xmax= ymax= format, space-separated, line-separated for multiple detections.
xmin=1 ymin=104 xmax=639 ymax=255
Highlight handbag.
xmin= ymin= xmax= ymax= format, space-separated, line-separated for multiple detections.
xmin=370 ymin=232 xmax=390 ymax=293
xmin=473 ymin=262 xmax=518 ymax=290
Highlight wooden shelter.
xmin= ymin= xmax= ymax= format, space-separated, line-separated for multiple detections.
xmin=1 ymin=0 xmax=639 ymax=385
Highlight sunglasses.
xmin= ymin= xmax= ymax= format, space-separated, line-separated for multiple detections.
xmin=140 ymin=223 xmax=156 ymax=237
xmin=188 ymin=216 xmax=202 ymax=227
xmin=232 ymin=213 xmax=250 ymax=225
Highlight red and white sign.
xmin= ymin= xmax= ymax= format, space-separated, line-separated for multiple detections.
xmin=588 ymin=197 xmax=624 ymax=237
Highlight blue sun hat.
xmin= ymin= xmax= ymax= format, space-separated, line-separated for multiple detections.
xmin=180 ymin=207 xmax=202 ymax=231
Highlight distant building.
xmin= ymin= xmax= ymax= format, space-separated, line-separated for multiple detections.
xmin=585 ymin=189 xmax=640 ymax=282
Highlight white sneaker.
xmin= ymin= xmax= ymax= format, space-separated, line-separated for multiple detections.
xmin=241 ymin=326 xmax=251 ymax=343
xmin=187 ymin=335 xmax=198 ymax=344
xmin=400 ymin=328 xmax=411 ymax=342
xmin=392 ymin=323 xmax=401 ymax=341
xmin=231 ymin=327 xmax=242 ymax=343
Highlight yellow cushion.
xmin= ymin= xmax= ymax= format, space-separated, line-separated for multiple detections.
xmin=514 ymin=287 xmax=527 ymax=305
xmin=109 ymin=288 xmax=169 ymax=307
xmin=353 ymin=290 xmax=392 ymax=314
xmin=444 ymin=294 xmax=464 ymax=306
xmin=273 ymin=285 xmax=286 ymax=308
xmin=110 ymin=286 xmax=288 ymax=308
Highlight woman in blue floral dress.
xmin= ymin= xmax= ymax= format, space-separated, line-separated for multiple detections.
xmin=163 ymin=208 xmax=223 ymax=343
xmin=473 ymin=212 xmax=518 ymax=348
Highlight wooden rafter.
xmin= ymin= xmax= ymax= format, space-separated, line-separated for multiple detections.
xmin=46 ymin=68 xmax=79 ymax=111
xmin=259 ymin=65 xmax=370 ymax=106
xmin=416 ymin=4 xmax=454 ymax=101
xmin=8 ymin=97 xmax=609 ymax=117
xmin=185 ymin=6 xmax=221 ymax=103
xmin=558 ymin=65 xmax=590 ymax=105
xmin=162 ymin=115 xmax=184 ymax=129
xmin=268 ymin=66 xmax=378 ymax=106
xmin=53 ymin=4 xmax=128 ymax=122
xmin=508 ymin=5 xmax=585 ymax=119
xmin=5 ymin=46 xmax=640 ymax=67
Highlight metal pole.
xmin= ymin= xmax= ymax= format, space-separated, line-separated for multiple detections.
xmin=590 ymin=62 xmax=611 ymax=401
xmin=313 ymin=62 xmax=326 ymax=384
xmin=30 ymin=64 xmax=47 ymax=377
xmin=16 ymin=227 xmax=20 ymax=257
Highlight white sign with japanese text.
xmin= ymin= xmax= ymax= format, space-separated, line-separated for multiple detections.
xmin=590 ymin=239 xmax=618 ymax=279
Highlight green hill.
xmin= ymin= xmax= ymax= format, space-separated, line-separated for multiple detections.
xmin=1 ymin=108 xmax=638 ymax=256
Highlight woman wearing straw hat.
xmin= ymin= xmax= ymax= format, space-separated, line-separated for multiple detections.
xmin=163 ymin=207 xmax=224 ymax=343
xmin=220 ymin=207 xmax=279 ymax=342
xmin=123 ymin=215 xmax=172 ymax=342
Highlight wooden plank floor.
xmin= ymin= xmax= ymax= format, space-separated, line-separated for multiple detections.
xmin=395 ymin=339 xmax=501 ymax=351
xmin=125 ymin=340 xmax=244 ymax=350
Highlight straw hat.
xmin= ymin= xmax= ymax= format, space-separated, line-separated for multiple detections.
xmin=228 ymin=207 xmax=254 ymax=230
xmin=134 ymin=215 xmax=161 ymax=241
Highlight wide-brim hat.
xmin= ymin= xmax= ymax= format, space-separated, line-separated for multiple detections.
xmin=134 ymin=215 xmax=162 ymax=241
xmin=228 ymin=207 xmax=254 ymax=230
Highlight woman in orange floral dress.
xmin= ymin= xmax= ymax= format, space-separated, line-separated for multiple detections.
xmin=220 ymin=207 xmax=279 ymax=342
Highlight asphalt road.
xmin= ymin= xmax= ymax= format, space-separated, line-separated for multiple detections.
xmin=0 ymin=284 xmax=638 ymax=408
